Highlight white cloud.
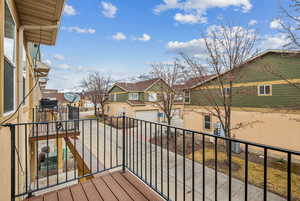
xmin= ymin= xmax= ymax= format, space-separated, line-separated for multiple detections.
xmin=62 ymin=26 xmax=96 ymax=34
xmin=136 ymin=33 xmax=151 ymax=41
xmin=166 ymin=33 xmax=287 ymax=59
xmin=112 ymin=32 xmax=127 ymax=40
xmin=248 ymin=19 xmax=257 ymax=26
xmin=58 ymin=64 xmax=72 ymax=70
xmin=47 ymin=64 xmax=136 ymax=91
xmin=154 ymin=0 xmax=252 ymax=23
xmin=174 ymin=13 xmax=207 ymax=24
xmin=258 ymin=33 xmax=287 ymax=49
xmin=167 ymin=38 xmax=207 ymax=57
xmin=101 ymin=2 xmax=118 ymax=18
xmin=63 ymin=4 xmax=76 ymax=16
xmin=270 ymin=19 xmax=283 ymax=29
xmin=53 ymin=54 xmax=65 ymax=61
xmin=44 ymin=59 xmax=52 ymax=66
xmin=166 ymin=25 xmax=286 ymax=58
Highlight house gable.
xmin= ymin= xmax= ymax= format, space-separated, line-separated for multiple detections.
xmin=109 ymin=85 xmax=127 ymax=93
xmin=146 ymin=79 xmax=171 ymax=92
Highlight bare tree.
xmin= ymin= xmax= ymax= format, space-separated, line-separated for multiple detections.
xmin=182 ymin=24 xmax=257 ymax=160
xmin=149 ymin=61 xmax=186 ymax=125
xmin=279 ymin=0 xmax=300 ymax=48
xmin=80 ymin=72 xmax=111 ymax=116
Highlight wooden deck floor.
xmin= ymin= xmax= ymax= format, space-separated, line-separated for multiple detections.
xmin=23 ymin=170 xmax=165 ymax=201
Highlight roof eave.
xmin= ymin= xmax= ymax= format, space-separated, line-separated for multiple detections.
xmin=15 ymin=0 xmax=65 ymax=46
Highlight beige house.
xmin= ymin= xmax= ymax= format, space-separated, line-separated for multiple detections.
xmin=183 ymin=50 xmax=300 ymax=152
xmin=106 ymin=78 xmax=184 ymax=126
xmin=0 ymin=0 xmax=64 ymax=200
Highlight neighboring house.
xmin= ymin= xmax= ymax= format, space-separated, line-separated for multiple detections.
xmin=0 ymin=0 xmax=64 ymax=201
xmin=79 ymin=91 xmax=104 ymax=110
xmin=183 ymin=49 xmax=300 ymax=151
xmin=106 ymin=78 xmax=184 ymax=125
xmin=41 ymin=91 xmax=69 ymax=106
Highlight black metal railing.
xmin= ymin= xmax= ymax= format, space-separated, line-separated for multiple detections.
xmin=6 ymin=116 xmax=123 ymax=201
xmin=123 ymin=117 xmax=300 ymax=201
xmin=4 ymin=114 xmax=300 ymax=201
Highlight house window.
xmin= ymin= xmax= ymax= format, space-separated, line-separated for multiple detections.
xmin=148 ymin=92 xmax=157 ymax=102
xmin=258 ymin=85 xmax=272 ymax=96
xmin=203 ymin=114 xmax=211 ymax=130
xmin=113 ymin=93 xmax=117 ymax=101
xmin=4 ymin=59 xmax=15 ymax=113
xmin=129 ymin=92 xmax=139 ymax=100
xmin=4 ymin=3 xmax=16 ymax=63
xmin=4 ymin=3 xmax=16 ymax=114
xmin=222 ymin=87 xmax=231 ymax=96
xmin=184 ymin=90 xmax=190 ymax=103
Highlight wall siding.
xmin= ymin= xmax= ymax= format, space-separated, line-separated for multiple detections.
xmin=191 ymin=84 xmax=300 ymax=108
xmin=190 ymin=53 xmax=300 ymax=109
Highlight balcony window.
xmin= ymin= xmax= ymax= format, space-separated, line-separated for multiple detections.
xmin=258 ymin=85 xmax=272 ymax=96
xmin=4 ymin=3 xmax=16 ymax=114
xmin=129 ymin=92 xmax=139 ymax=100
xmin=4 ymin=2 xmax=16 ymax=64
xmin=4 ymin=59 xmax=15 ymax=113
xmin=148 ymin=92 xmax=157 ymax=102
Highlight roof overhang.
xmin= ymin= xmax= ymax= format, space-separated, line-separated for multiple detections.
xmin=15 ymin=0 xmax=65 ymax=45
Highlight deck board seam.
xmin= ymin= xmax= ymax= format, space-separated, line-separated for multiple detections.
xmin=79 ymin=182 xmax=91 ymax=201
xmin=98 ymin=176 xmax=120 ymax=201
xmin=90 ymin=179 xmax=105 ymax=201
xmin=120 ymin=172 xmax=151 ymax=201
xmin=109 ymin=172 xmax=138 ymax=201
xmin=68 ymin=185 xmax=75 ymax=201
xmin=103 ymin=173 xmax=134 ymax=201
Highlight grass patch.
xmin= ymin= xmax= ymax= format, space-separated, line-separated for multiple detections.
xmin=188 ymin=149 xmax=300 ymax=200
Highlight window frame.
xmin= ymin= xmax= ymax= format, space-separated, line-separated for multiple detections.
xmin=184 ymin=90 xmax=190 ymax=104
xmin=148 ymin=92 xmax=157 ymax=102
xmin=128 ymin=92 xmax=139 ymax=101
xmin=257 ymin=84 xmax=272 ymax=96
xmin=203 ymin=114 xmax=212 ymax=130
xmin=3 ymin=57 xmax=16 ymax=115
xmin=3 ymin=2 xmax=17 ymax=115
xmin=4 ymin=1 xmax=16 ymax=65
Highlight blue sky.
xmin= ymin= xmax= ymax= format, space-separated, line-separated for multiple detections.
xmin=42 ymin=0 xmax=289 ymax=91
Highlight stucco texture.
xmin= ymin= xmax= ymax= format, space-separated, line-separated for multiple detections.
xmin=183 ymin=106 xmax=300 ymax=152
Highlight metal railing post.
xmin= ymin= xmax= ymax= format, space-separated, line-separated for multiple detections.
xmin=9 ymin=124 xmax=16 ymax=201
xmin=122 ymin=113 xmax=126 ymax=172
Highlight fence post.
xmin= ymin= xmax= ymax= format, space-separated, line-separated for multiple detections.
xmin=9 ymin=124 xmax=16 ymax=201
xmin=122 ymin=112 xmax=126 ymax=172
